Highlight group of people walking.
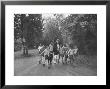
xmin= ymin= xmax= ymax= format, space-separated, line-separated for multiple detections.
xmin=38 ymin=39 xmax=78 ymax=68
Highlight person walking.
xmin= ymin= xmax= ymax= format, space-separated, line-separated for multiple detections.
xmin=53 ymin=40 xmax=59 ymax=64
xmin=68 ymin=47 xmax=74 ymax=64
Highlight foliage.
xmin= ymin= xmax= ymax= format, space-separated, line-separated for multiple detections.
xmin=14 ymin=14 xmax=43 ymax=51
xmin=42 ymin=17 xmax=63 ymax=45
xmin=14 ymin=14 xmax=97 ymax=55
xmin=69 ymin=14 xmax=97 ymax=55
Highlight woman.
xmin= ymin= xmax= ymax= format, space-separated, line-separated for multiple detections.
xmin=40 ymin=46 xmax=49 ymax=66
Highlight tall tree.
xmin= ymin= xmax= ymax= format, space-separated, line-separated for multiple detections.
xmin=14 ymin=14 xmax=43 ymax=55
xmin=43 ymin=17 xmax=63 ymax=45
xmin=58 ymin=14 xmax=97 ymax=55
xmin=71 ymin=14 xmax=97 ymax=55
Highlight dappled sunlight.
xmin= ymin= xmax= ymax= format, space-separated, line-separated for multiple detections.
xmin=14 ymin=14 xmax=97 ymax=76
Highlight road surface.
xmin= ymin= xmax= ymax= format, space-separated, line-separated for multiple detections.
xmin=14 ymin=50 xmax=97 ymax=76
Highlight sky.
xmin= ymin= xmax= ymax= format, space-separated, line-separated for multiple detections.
xmin=42 ymin=13 xmax=70 ymax=19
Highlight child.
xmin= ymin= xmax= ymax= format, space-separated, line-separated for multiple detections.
xmin=38 ymin=44 xmax=43 ymax=54
xmin=40 ymin=46 xmax=49 ymax=66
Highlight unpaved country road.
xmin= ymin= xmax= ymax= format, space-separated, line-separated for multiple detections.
xmin=14 ymin=55 xmax=96 ymax=76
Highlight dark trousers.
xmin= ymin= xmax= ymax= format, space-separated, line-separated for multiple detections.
xmin=48 ymin=53 xmax=53 ymax=65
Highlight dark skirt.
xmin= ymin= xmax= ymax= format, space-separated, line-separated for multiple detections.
xmin=53 ymin=50 xmax=59 ymax=55
xmin=49 ymin=53 xmax=53 ymax=60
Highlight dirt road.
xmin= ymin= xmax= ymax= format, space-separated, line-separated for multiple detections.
xmin=14 ymin=50 xmax=97 ymax=76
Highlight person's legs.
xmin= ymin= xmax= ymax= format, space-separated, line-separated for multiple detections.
xmin=56 ymin=55 xmax=58 ymax=64
xmin=42 ymin=57 xmax=45 ymax=67
xmin=65 ymin=55 xmax=68 ymax=64
xmin=62 ymin=54 xmax=64 ymax=64
xmin=70 ymin=55 xmax=74 ymax=64
xmin=48 ymin=55 xmax=51 ymax=69
xmin=61 ymin=54 xmax=64 ymax=64
xmin=68 ymin=55 xmax=71 ymax=64
xmin=44 ymin=55 xmax=48 ymax=66
xmin=57 ymin=54 xmax=59 ymax=63
xmin=48 ymin=58 xmax=50 ymax=65
xmin=50 ymin=54 xmax=53 ymax=65
xmin=62 ymin=55 xmax=65 ymax=64
xmin=54 ymin=55 xmax=57 ymax=64
xmin=59 ymin=54 xmax=62 ymax=64
xmin=50 ymin=52 xmax=53 ymax=65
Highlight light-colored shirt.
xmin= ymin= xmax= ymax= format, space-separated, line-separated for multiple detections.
xmin=38 ymin=46 xmax=42 ymax=51
xmin=73 ymin=48 xmax=78 ymax=54
xmin=68 ymin=49 xmax=74 ymax=55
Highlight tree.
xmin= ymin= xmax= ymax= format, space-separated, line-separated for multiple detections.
xmin=14 ymin=14 xmax=23 ymax=51
xmin=25 ymin=14 xmax=43 ymax=49
xmin=59 ymin=14 xmax=83 ymax=45
xmin=14 ymin=14 xmax=43 ymax=55
xmin=42 ymin=17 xmax=63 ymax=45
xmin=71 ymin=14 xmax=97 ymax=55
xmin=57 ymin=14 xmax=97 ymax=55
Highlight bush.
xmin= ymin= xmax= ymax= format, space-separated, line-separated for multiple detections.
xmin=75 ymin=55 xmax=89 ymax=65
xmin=14 ymin=43 xmax=22 ymax=52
